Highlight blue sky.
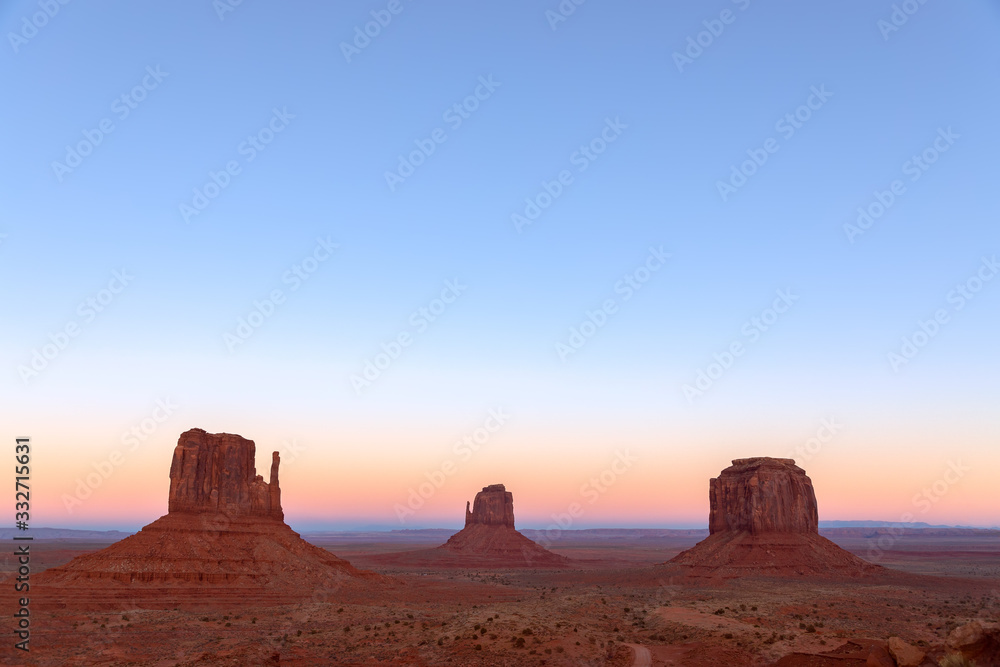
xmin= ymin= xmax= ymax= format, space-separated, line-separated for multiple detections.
xmin=2 ymin=1 xmax=998 ymax=530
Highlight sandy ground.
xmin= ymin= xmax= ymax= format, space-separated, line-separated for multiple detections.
xmin=1 ymin=530 xmax=997 ymax=666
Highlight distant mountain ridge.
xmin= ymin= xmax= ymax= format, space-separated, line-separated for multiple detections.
xmin=10 ymin=523 xmax=998 ymax=542
xmin=0 ymin=527 xmax=135 ymax=540
xmin=818 ymin=520 xmax=983 ymax=529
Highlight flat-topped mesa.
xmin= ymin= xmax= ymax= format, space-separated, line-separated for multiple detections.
xmin=167 ymin=428 xmax=283 ymax=520
xmin=666 ymin=456 xmax=883 ymax=579
xmin=709 ymin=457 xmax=818 ymax=535
xmin=465 ymin=483 xmax=515 ymax=528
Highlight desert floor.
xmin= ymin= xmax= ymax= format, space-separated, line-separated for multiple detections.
xmin=2 ymin=529 xmax=998 ymax=666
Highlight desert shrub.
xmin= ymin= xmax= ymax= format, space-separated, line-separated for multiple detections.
xmin=940 ymin=655 xmax=976 ymax=667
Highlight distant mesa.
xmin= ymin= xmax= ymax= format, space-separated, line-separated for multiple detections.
xmin=667 ymin=457 xmax=884 ymax=578
xmin=35 ymin=428 xmax=381 ymax=608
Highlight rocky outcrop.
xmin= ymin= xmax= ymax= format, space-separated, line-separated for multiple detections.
xmin=440 ymin=484 xmax=569 ymax=567
xmin=167 ymin=428 xmax=282 ymax=520
xmin=667 ymin=457 xmax=883 ymax=579
xmin=947 ymin=621 xmax=1000 ymax=664
xmin=465 ymin=484 xmax=516 ymax=527
xmin=886 ymin=637 xmax=925 ymax=667
xmin=35 ymin=428 xmax=381 ymax=607
xmin=368 ymin=484 xmax=570 ymax=568
xmin=709 ymin=458 xmax=817 ymax=535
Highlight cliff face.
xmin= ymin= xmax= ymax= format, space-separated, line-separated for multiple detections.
xmin=708 ymin=457 xmax=818 ymax=535
xmin=438 ymin=483 xmax=568 ymax=567
xmin=35 ymin=428 xmax=381 ymax=605
xmin=668 ymin=457 xmax=882 ymax=579
xmin=167 ymin=428 xmax=283 ymax=520
xmin=465 ymin=484 xmax=515 ymax=528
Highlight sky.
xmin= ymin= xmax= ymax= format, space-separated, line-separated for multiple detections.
xmin=1 ymin=1 xmax=998 ymax=532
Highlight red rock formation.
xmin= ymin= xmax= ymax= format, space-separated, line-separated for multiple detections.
xmin=167 ymin=428 xmax=282 ymax=520
xmin=947 ymin=621 xmax=1000 ymax=665
xmin=368 ymin=484 xmax=571 ymax=568
xmin=668 ymin=457 xmax=882 ymax=579
xmin=35 ymin=428 xmax=381 ymax=608
xmin=709 ymin=458 xmax=818 ymax=535
xmin=465 ymin=483 xmax=515 ymax=527
xmin=439 ymin=484 xmax=569 ymax=567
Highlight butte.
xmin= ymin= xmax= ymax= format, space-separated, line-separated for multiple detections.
xmin=33 ymin=428 xmax=381 ymax=608
xmin=371 ymin=484 xmax=570 ymax=568
xmin=665 ymin=457 xmax=883 ymax=579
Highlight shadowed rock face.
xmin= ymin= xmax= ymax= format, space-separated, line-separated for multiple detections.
xmin=667 ymin=457 xmax=882 ymax=579
xmin=168 ymin=428 xmax=282 ymax=520
xmin=465 ymin=484 xmax=515 ymax=528
xmin=34 ymin=428 xmax=382 ymax=605
xmin=708 ymin=457 xmax=818 ymax=535
xmin=428 ymin=483 xmax=569 ymax=567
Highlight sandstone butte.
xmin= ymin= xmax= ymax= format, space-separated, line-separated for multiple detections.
xmin=34 ymin=428 xmax=381 ymax=609
xmin=439 ymin=484 xmax=570 ymax=566
xmin=368 ymin=484 xmax=571 ymax=568
xmin=667 ymin=457 xmax=884 ymax=579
